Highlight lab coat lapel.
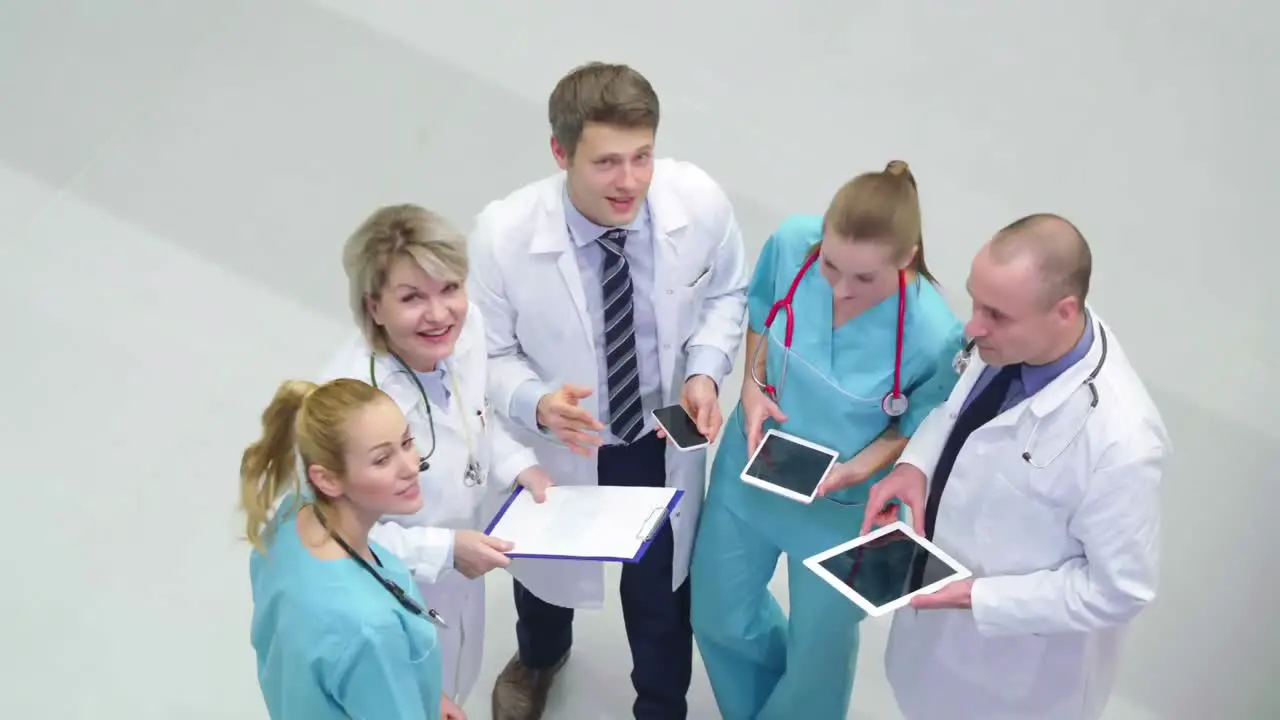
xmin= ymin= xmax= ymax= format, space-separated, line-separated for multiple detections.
xmin=434 ymin=336 xmax=479 ymax=436
xmin=645 ymin=172 xmax=691 ymax=266
xmin=370 ymin=352 xmax=427 ymax=421
xmin=529 ymin=180 xmax=593 ymax=346
xmin=642 ymin=171 xmax=690 ymax=397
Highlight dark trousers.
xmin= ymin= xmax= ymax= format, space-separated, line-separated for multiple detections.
xmin=512 ymin=431 xmax=693 ymax=719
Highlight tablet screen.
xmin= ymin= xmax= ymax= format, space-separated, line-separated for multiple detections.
xmin=742 ymin=431 xmax=836 ymax=498
xmin=816 ymin=528 xmax=960 ymax=609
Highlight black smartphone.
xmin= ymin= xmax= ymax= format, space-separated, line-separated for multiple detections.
xmin=651 ymin=405 xmax=711 ymax=451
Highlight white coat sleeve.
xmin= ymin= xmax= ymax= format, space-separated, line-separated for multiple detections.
xmin=895 ymin=405 xmax=951 ymax=481
xmin=684 ymin=187 xmax=749 ymax=385
xmin=369 ymin=521 xmax=454 ymax=584
xmin=488 ymin=412 xmax=539 ymax=491
xmin=970 ymin=440 xmax=1166 ymax=637
xmin=466 ymin=210 xmax=551 ymax=432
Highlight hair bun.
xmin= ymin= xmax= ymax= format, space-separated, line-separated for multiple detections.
xmin=886 ymin=160 xmax=910 ymax=176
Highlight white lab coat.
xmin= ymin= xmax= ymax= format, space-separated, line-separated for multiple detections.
xmin=317 ymin=309 xmax=538 ymax=704
xmin=886 ymin=312 xmax=1170 ymax=720
xmin=466 ymin=158 xmax=748 ymax=609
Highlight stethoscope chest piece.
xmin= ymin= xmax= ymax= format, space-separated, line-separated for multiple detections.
xmin=463 ymin=459 xmax=483 ymax=487
xmin=953 ymin=348 xmax=972 ymax=375
xmin=881 ymin=392 xmax=909 ymax=417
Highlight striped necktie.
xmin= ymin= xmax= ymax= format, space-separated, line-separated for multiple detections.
xmin=597 ymin=228 xmax=644 ymax=443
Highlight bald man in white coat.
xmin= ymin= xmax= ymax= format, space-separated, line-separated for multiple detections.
xmin=862 ymin=214 xmax=1170 ymax=720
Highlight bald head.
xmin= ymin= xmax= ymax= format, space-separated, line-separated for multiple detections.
xmin=988 ymin=213 xmax=1092 ymax=307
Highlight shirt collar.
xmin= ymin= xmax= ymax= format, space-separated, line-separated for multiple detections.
xmin=562 ymin=186 xmax=650 ymax=248
xmin=411 ymin=363 xmax=451 ymax=408
xmin=1020 ymin=313 xmax=1095 ymax=395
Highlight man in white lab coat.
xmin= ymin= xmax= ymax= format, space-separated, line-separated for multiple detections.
xmin=862 ymin=213 xmax=1171 ymax=719
xmin=466 ymin=62 xmax=748 ymax=720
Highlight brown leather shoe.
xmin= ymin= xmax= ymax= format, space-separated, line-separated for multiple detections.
xmin=490 ymin=651 xmax=569 ymax=720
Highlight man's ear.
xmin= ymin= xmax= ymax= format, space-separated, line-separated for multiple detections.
xmin=1053 ymin=294 xmax=1082 ymax=322
xmin=550 ymin=136 xmax=571 ymax=171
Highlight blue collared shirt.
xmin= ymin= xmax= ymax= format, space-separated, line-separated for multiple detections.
xmin=963 ymin=315 xmax=1095 ymax=413
xmin=511 ymin=189 xmax=731 ymax=445
xmin=411 ymin=366 xmax=450 ymax=409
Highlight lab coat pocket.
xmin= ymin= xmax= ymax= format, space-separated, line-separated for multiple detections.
xmin=671 ymin=272 xmax=712 ymax=341
xmin=983 ymin=470 xmax=1074 ymax=572
xmin=939 ymin=614 xmax=1047 ymax=695
xmin=685 ymin=265 xmax=712 ymax=288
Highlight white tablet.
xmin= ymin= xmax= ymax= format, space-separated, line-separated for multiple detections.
xmin=803 ymin=521 xmax=972 ymax=617
xmin=739 ymin=428 xmax=840 ymax=504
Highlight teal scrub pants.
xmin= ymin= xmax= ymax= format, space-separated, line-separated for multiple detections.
xmin=690 ymin=409 xmax=867 ymax=720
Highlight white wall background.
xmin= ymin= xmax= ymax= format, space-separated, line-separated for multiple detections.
xmin=1 ymin=1 xmax=1275 ymax=718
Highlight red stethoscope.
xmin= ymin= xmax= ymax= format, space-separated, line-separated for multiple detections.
xmin=747 ymin=246 xmax=910 ymax=417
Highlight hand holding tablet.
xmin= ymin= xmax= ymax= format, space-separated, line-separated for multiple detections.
xmin=907 ymin=575 xmax=975 ymax=610
xmin=739 ymin=428 xmax=841 ymax=504
xmin=803 ymin=521 xmax=972 ymax=617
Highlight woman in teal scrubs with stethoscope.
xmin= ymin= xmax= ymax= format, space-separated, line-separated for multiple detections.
xmin=241 ymin=377 xmax=463 ymax=718
xmin=689 ymin=160 xmax=965 ymax=719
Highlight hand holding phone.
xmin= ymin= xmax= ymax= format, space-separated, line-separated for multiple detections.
xmin=651 ymin=405 xmax=711 ymax=451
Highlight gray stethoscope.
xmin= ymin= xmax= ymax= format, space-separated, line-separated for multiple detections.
xmin=951 ymin=323 xmax=1108 ymax=468
xmin=369 ymin=353 xmax=484 ymax=487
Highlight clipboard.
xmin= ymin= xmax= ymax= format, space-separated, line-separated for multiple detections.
xmin=483 ymin=485 xmax=685 ymax=563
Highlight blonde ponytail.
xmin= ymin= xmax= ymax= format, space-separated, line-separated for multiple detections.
xmin=239 ymin=380 xmax=317 ymax=552
xmin=238 ymin=377 xmax=391 ymax=552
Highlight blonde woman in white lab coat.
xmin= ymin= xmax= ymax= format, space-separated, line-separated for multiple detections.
xmin=319 ymin=204 xmax=555 ymax=707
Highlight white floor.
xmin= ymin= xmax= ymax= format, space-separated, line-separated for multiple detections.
xmin=3 ymin=1 xmax=1276 ymax=719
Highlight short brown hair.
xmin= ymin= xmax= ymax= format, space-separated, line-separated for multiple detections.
xmin=821 ymin=160 xmax=935 ymax=283
xmin=548 ymin=62 xmax=660 ymax=157
xmin=342 ymin=204 xmax=468 ymax=351
xmin=991 ymin=213 xmax=1092 ymax=306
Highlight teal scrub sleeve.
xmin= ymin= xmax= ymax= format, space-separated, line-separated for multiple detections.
xmin=331 ymin=622 xmax=439 ymax=720
xmin=898 ymin=329 xmax=964 ymax=438
xmin=746 ymin=233 xmax=783 ymax=335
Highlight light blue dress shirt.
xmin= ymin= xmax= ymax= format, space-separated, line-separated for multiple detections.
xmin=963 ymin=314 xmax=1096 ymax=413
xmin=250 ymin=503 xmax=443 ymax=719
xmin=511 ymin=191 xmax=732 ymax=445
xmin=412 ymin=366 xmax=450 ymax=409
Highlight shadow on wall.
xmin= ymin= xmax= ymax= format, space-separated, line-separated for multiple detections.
xmin=1119 ymin=387 xmax=1280 ymax=719
xmin=0 ymin=0 xmax=787 ymax=332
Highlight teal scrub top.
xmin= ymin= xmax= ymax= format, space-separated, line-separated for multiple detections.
xmin=249 ymin=502 xmax=443 ymax=720
xmin=726 ymin=214 xmax=964 ymax=513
